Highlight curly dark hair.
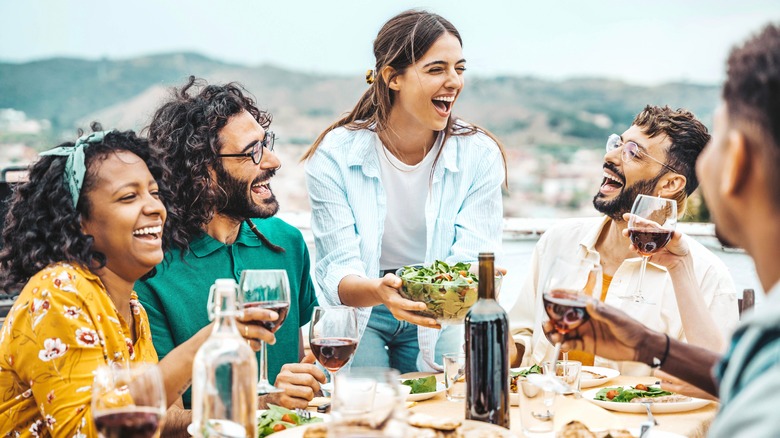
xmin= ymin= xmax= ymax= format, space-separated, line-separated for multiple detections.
xmin=723 ymin=23 xmax=780 ymax=206
xmin=0 ymin=124 xmax=176 ymax=293
xmin=146 ymin=76 xmax=279 ymax=252
xmin=632 ymin=105 xmax=710 ymax=197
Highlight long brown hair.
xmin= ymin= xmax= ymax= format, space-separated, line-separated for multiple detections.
xmin=301 ymin=10 xmax=507 ymax=184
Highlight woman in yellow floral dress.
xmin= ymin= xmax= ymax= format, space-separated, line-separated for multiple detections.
xmin=0 ymin=127 xmax=278 ymax=437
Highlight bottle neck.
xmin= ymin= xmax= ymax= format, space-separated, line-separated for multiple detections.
xmin=213 ymin=288 xmax=241 ymax=335
xmin=478 ymin=256 xmax=496 ymax=300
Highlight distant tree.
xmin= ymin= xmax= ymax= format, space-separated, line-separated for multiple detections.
xmin=682 ymin=192 xmax=711 ymax=222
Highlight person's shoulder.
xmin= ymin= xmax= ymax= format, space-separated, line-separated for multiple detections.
xmin=319 ymin=126 xmax=370 ymax=152
xmin=25 ymin=262 xmax=96 ymax=292
xmin=544 ymin=217 xmax=601 ymax=239
xmin=533 ymin=217 xmax=600 ymax=251
xmin=250 ymin=217 xmax=305 ymax=241
xmin=451 ymin=125 xmax=497 ymax=150
xmin=684 ymin=234 xmax=729 ymax=269
xmin=14 ymin=263 xmax=100 ymax=316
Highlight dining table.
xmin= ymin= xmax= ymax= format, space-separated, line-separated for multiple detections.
xmin=392 ymin=372 xmax=719 ymax=438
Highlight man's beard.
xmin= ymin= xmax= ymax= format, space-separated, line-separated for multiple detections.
xmin=593 ymin=167 xmax=665 ymax=221
xmin=214 ymin=164 xmax=279 ymax=221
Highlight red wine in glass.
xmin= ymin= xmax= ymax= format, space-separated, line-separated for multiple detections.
xmin=243 ymin=301 xmax=290 ymax=333
xmin=309 ymin=306 xmax=359 ymax=391
xmin=309 ymin=337 xmax=358 ymax=372
xmin=628 ymin=228 xmax=673 ymax=256
xmin=543 ymin=289 xmax=590 ymax=335
xmin=94 ymin=408 xmax=162 ymax=438
xmin=625 ymin=195 xmax=677 ymax=304
xmin=238 ymin=269 xmax=291 ymax=394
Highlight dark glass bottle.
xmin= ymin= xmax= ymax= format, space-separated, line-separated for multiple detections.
xmin=465 ymin=253 xmax=510 ymax=428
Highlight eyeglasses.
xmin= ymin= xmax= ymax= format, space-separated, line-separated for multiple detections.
xmin=606 ymin=134 xmax=678 ymax=174
xmin=218 ymin=131 xmax=276 ymax=165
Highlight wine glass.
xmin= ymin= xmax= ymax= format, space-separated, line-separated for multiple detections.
xmin=308 ymin=306 xmax=359 ymax=389
xmin=239 ymin=269 xmax=291 ymax=394
xmin=624 ymin=194 xmax=677 ymax=304
xmin=92 ymin=362 xmax=166 ymax=438
xmin=541 ymin=259 xmax=603 ymax=370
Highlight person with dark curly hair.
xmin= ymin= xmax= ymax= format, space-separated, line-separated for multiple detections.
xmin=136 ymin=77 xmax=323 ymax=411
xmin=509 ymin=105 xmax=738 ymax=374
xmin=546 ymin=24 xmax=780 ymax=437
xmin=0 ymin=127 xmax=278 ymax=437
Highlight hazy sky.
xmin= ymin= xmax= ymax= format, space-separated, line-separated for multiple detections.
xmin=1 ymin=0 xmax=777 ymax=85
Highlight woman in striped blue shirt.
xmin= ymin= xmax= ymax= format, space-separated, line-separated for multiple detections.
xmin=302 ymin=10 xmax=508 ymax=373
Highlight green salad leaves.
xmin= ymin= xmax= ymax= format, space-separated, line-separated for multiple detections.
xmin=257 ymin=404 xmax=323 ymax=437
xmin=512 ymin=364 xmax=542 ymax=378
xmin=397 ymin=261 xmax=478 ymax=323
xmin=401 ymin=376 xmax=438 ymax=394
xmin=595 ymin=385 xmax=673 ymax=403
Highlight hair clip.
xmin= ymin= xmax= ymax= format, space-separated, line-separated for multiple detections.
xmin=365 ymin=69 xmax=376 ymax=85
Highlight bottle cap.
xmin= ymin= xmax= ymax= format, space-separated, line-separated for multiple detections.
xmin=215 ymin=278 xmax=237 ymax=289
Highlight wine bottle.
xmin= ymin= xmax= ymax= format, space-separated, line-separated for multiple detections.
xmin=191 ymin=279 xmax=258 ymax=438
xmin=465 ymin=253 xmax=510 ymax=428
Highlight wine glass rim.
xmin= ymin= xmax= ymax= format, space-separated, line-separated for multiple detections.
xmin=240 ymin=268 xmax=287 ymax=276
xmin=313 ymin=305 xmax=354 ymax=311
xmin=632 ymin=194 xmax=677 ymax=205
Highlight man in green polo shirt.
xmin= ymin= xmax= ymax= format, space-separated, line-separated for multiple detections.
xmin=135 ymin=77 xmax=323 ymax=416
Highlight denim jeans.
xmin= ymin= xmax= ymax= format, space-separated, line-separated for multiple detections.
xmin=351 ymin=304 xmax=464 ymax=373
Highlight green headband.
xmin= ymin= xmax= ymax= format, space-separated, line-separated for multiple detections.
xmin=39 ymin=130 xmax=114 ymax=208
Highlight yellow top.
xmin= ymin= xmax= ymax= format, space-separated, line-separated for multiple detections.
xmin=563 ymin=273 xmax=614 ymax=367
xmin=0 ymin=263 xmax=158 ymax=437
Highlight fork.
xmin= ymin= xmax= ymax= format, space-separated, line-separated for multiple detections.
xmin=639 ymin=402 xmax=658 ymax=438
xmin=295 ymin=408 xmax=312 ymax=420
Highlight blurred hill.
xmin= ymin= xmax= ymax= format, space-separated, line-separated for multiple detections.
xmin=0 ymin=52 xmax=720 ymax=217
xmin=0 ymin=52 xmax=719 ymax=144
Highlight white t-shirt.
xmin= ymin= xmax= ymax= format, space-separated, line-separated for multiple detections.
xmin=376 ymin=132 xmax=444 ymax=271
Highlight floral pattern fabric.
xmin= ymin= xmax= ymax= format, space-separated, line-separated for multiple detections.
xmin=0 ymin=263 xmax=158 ymax=437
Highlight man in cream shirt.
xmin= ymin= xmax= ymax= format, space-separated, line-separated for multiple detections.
xmin=509 ymin=105 xmax=738 ymax=375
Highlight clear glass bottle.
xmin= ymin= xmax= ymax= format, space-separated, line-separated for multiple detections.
xmin=191 ymin=279 xmax=258 ymax=438
xmin=465 ymin=253 xmax=510 ymax=428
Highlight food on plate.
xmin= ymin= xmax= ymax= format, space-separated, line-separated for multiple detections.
xmin=258 ymin=404 xmax=323 ymax=437
xmin=509 ymin=364 xmax=542 ymax=392
xmin=302 ymin=424 xmax=328 ymax=438
xmin=401 ymin=375 xmax=438 ymax=394
xmin=595 ymin=385 xmax=691 ymax=403
xmin=407 ymin=413 xmax=462 ymax=431
xmin=397 ymin=261 xmax=479 ymax=323
xmin=580 ymin=369 xmax=608 ymax=380
xmin=304 ymin=414 xmax=508 ymax=438
xmin=556 ymin=420 xmax=633 ymax=438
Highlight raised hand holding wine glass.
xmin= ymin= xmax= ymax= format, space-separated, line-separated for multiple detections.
xmin=541 ymin=259 xmax=603 ymax=367
xmin=239 ymin=269 xmax=291 ymax=394
xmin=308 ymin=306 xmax=359 ymax=387
xmin=624 ymin=194 xmax=677 ymax=304
xmin=92 ymin=363 xmax=166 ymax=438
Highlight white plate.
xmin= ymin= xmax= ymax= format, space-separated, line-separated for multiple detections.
xmin=187 ymin=410 xmax=330 ymax=436
xmin=628 ymin=429 xmax=686 ymax=438
xmin=269 ymin=419 xmax=515 ymax=438
xmin=582 ymin=388 xmax=712 ymax=413
xmin=580 ymin=366 xmax=620 ymax=388
xmin=405 ymin=382 xmax=446 ymax=402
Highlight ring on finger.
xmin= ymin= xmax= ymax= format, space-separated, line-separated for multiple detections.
xmin=244 ymin=324 xmax=249 ymax=337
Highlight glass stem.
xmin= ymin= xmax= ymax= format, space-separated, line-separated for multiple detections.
xmin=260 ymin=341 xmax=270 ymax=386
xmin=635 ymin=255 xmax=649 ymax=300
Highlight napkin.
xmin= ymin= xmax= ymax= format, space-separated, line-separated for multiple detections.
xmin=554 ymin=396 xmax=624 ymax=431
xmin=308 ymin=396 xmax=330 ymax=408
xmin=308 ymin=397 xmax=417 ymax=409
